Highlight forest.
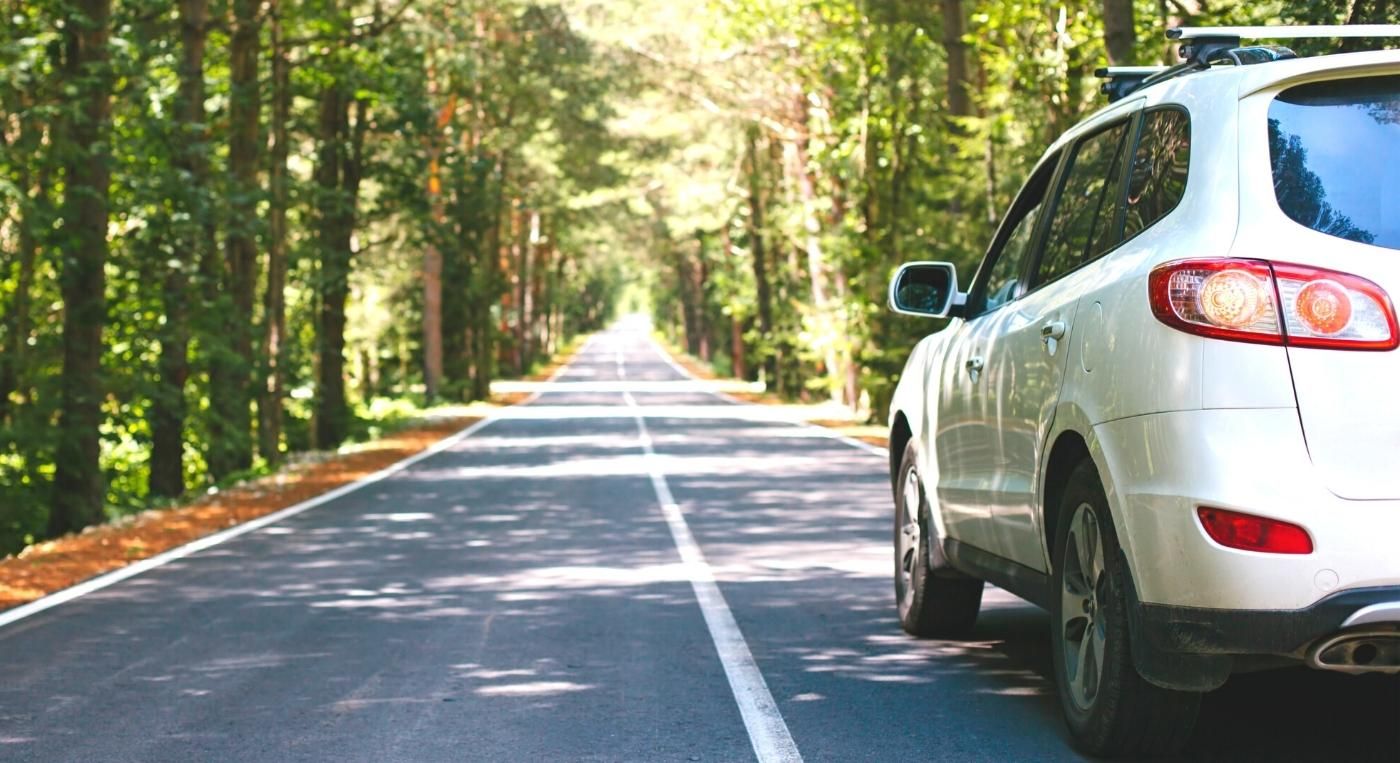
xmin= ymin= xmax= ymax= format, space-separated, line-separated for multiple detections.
xmin=0 ymin=0 xmax=1390 ymax=554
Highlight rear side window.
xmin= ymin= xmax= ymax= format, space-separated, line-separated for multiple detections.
xmin=1033 ymin=121 xmax=1132 ymax=287
xmin=1269 ymin=75 xmax=1400 ymax=250
xmin=1123 ymin=109 xmax=1190 ymax=239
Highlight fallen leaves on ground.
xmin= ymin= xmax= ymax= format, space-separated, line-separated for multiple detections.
xmin=0 ymin=394 xmax=531 ymax=613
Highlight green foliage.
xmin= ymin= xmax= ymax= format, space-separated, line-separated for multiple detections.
xmin=0 ymin=0 xmax=1384 ymax=553
xmin=0 ymin=0 xmax=637 ymax=555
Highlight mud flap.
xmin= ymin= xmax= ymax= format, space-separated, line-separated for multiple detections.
xmin=1119 ymin=550 xmax=1233 ymax=692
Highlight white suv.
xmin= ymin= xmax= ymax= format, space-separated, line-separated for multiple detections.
xmin=885 ymin=27 xmax=1400 ymax=757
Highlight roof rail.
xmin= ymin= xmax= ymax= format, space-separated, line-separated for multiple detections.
xmin=1168 ymin=25 xmax=1400 ymax=42
xmin=1099 ymin=25 xmax=1400 ymax=102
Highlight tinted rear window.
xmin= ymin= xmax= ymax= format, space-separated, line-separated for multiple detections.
xmin=1269 ymin=75 xmax=1400 ymax=250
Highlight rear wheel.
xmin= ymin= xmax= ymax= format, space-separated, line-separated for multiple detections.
xmin=894 ymin=441 xmax=983 ymax=638
xmin=1050 ymin=459 xmax=1201 ymax=757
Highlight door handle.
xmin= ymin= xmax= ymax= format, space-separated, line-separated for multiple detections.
xmin=1041 ymin=320 xmax=1067 ymax=341
xmin=965 ymin=356 xmax=985 ymax=373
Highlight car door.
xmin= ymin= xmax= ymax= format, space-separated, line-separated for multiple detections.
xmin=933 ymin=155 xmax=1060 ymax=557
xmin=983 ymin=116 xmax=1139 ymax=571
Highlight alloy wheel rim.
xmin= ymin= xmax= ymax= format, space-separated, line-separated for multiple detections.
xmin=1060 ymin=501 xmax=1107 ymax=712
xmin=897 ymin=469 xmax=922 ymax=614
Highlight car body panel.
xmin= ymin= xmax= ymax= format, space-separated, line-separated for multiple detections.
xmin=980 ymin=276 xmax=1080 ymax=570
xmin=1096 ymin=407 xmax=1400 ymax=610
xmin=1236 ymin=71 xmax=1400 ymax=500
xmin=933 ymin=315 xmax=1006 ymax=555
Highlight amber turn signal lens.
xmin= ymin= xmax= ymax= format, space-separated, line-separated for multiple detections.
xmin=1294 ymin=279 xmax=1353 ymax=336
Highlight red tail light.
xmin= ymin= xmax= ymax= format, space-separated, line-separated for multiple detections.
xmin=1149 ymin=258 xmax=1399 ymax=350
xmin=1197 ymin=507 xmax=1314 ymax=555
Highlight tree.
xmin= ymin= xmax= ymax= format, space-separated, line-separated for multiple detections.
xmin=49 ymin=0 xmax=115 ymax=535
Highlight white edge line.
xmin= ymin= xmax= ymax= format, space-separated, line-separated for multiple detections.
xmin=0 ymin=336 xmax=593 ymax=632
xmin=623 ymin=389 xmax=802 ymax=763
xmin=645 ymin=336 xmax=889 ymax=459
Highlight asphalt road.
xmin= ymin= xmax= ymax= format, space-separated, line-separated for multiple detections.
xmin=2 ymin=318 xmax=1397 ymax=762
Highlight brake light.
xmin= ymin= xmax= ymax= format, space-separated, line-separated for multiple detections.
xmin=1149 ymin=258 xmax=1399 ymax=350
xmin=1197 ymin=507 xmax=1313 ymax=555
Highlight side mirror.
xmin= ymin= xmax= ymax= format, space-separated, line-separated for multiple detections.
xmin=888 ymin=262 xmax=963 ymax=319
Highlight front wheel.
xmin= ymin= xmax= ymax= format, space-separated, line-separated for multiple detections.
xmin=894 ymin=440 xmax=983 ymax=638
xmin=1050 ymin=460 xmax=1201 ymax=757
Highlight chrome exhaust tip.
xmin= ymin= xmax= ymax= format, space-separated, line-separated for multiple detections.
xmin=1307 ymin=631 xmax=1400 ymax=674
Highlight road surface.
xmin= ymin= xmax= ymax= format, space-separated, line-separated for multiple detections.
xmin=2 ymin=319 xmax=1397 ymax=761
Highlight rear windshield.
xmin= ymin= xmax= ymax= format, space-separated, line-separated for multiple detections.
xmin=1269 ymin=75 xmax=1400 ymax=250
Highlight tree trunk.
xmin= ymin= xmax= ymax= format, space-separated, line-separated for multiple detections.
xmin=1102 ymin=0 xmax=1136 ymax=65
xmin=721 ymin=224 xmax=746 ymax=380
xmin=50 ymin=0 xmax=113 ymax=536
xmin=259 ymin=6 xmax=290 ymax=464
xmin=212 ymin=0 xmax=261 ymax=475
xmin=422 ymin=68 xmax=451 ymax=401
xmin=149 ymin=0 xmax=207 ymax=498
xmin=469 ymin=156 xmax=506 ymax=401
xmin=314 ymin=86 xmax=361 ymax=449
xmin=695 ymin=238 xmax=711 ymax=363
xmin=788 ymin=96 xmax=843 ymax=403
xmin=516 ymin=209 xmax=537 ymax=372
xmin=744 ymin=128 xmax=777 ymax=385
xmin=1343 ymin=1 xmax=1396 ymax=51
xmin=940 ymin=0 xmax=972 ymax=121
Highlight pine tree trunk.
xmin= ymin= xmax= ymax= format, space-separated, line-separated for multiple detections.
xmin=940 ymin=0 xmax=971 ymax=120
xmin=213 ymin=0 xmax=261 ymax=475
xmin=149 ymin=0 xmax=208 ymax=498
xmin=422 ymin=67 xmax=450 ymax=401
xmin=744 ymin=128 xmax=777 ymax=385
xmin=259 ymin=8 xmax=290 ymax=464
xmin=50 ymin=0 xmax=113 ymax=536
xmin=1102 ymin=0 xmax=1136 ymax=65
xmin=789 ymin=99 xmax=843 ymax=403
xmin=721 ymin=225 xmax=746 ymax=380
xmin=315 ymin=95 xmax=367 ymax=448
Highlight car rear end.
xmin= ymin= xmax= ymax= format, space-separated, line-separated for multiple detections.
xmin=1111 ymin=53 xmax=1400 ymax=678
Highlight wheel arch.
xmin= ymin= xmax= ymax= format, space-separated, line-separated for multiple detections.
xmin=889 ymin=412 xmax=913 ymax=492
xmin=1041 ymin=410 xmax=1233 ymax=692
xmin=1039 ymin=405 xmax=1132 ymax=575
xmin=1042 ymin=429 xmax=1093 ymax=569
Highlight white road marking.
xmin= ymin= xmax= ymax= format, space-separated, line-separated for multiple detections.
xmin=624 ymin=388 xmax=803 ymax=763
xmin=0 ymin=338 xmax=592 ymax=632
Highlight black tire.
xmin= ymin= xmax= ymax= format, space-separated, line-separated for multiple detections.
xmin=894 ymin=440 xmax=983 ymax=638
xmin=1050 ymin=459 xmax=1201 ymax=758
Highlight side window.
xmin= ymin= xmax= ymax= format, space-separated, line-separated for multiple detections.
xmin=1123 ymin=109 xmax=1190 ymax=239
xmin=983 ymin=206 xmax=1042 ymax=312
xmin=970 ymin=156 xmax=1058 ymax=315
xmin=1033 ymin=121 xmax=1132 ymax=288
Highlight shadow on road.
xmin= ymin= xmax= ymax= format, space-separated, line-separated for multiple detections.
xmin=652 ymin=412 xmax=1400 ymax=761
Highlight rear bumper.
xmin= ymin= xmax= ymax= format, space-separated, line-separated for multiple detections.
xmin=1136 ymin=586 xmax=1400 ymax=658
xmin=1093 ymin=407 xmax=1400 ymax=611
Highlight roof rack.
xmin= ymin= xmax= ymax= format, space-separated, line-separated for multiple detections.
xmin=1168 ymin=25 xmax=1400 ymax=42
xmin=1098 ymin=24 xmax=1400 ymax=102
xmin=1095 ymin=66 xmax=1167 ymax=101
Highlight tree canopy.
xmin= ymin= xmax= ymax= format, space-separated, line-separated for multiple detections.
xmin=0 ymin=0 xmax=1388 ymax=553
